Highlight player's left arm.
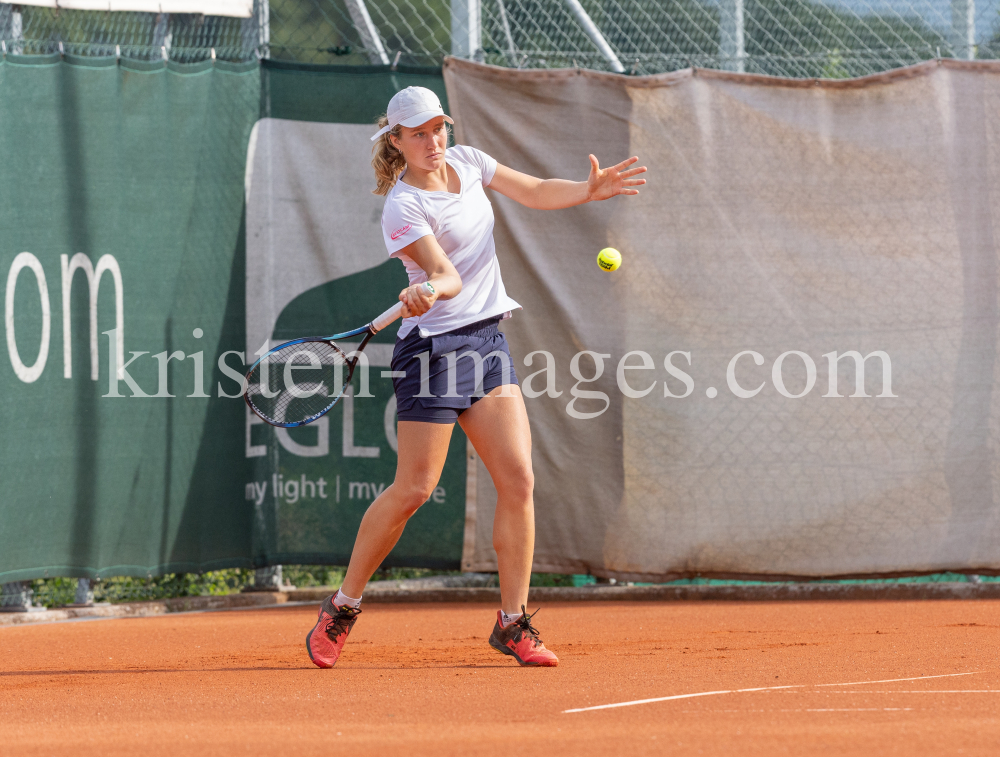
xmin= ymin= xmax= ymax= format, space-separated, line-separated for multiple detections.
xmin=487 ymin=155 xmax=647 ymax=210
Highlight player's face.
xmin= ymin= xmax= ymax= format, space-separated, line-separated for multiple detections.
xmin=394 ymin=117 xmax=448 ymax=172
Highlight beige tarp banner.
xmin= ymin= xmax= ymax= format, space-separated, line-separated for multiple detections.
xmin=445 ymin=57 xmax=1000 ymax=580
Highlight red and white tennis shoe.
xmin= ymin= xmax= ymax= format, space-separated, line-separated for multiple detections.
xmin=488 ymin=606 xmax=558 ymax=667
xmin=306 ymin=595 xmax=361 ymax=668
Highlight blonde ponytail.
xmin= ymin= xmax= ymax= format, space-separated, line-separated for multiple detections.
xmin=371 ymin=115 xmax=405 ymax=196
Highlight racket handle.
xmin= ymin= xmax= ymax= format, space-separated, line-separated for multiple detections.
xmin=370 ymin=282 xmax=435 ymax=333
xmin=371 ymin=302 xmax=404 ymax=333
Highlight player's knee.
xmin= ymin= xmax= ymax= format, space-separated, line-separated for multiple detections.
xmin=396 ymin=481 xmax=437 ymax=518
xmin=496 ymin=466 xmax=534 ymax=504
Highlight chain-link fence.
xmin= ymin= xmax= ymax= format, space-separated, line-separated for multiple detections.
xmin=0 ymin=0 xmax=265 ymax=61
xmin=0 ymin=0 xmax=996 ymax=74
xmin=268 ymin=0 xmax=1000 ymax=76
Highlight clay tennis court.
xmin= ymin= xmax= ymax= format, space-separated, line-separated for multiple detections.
xmin=3 ymin=599 xmax=999 ymax=756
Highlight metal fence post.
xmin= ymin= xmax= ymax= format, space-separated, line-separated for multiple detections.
xmin=950 ymin=0 xmax=975 ymax=60
xmin=451 ymin=0 xmax=482 ymax=60
xmin=720 ymin=0 xmax=745 ymax=72
xmin=562 ymin=0 xmax=624 ymax=72
xmin=73 ymin=578 xmax=95 ymax=606
xmin=245 ymin=565 xmax=294 ymax=592
xmin=12 ymin=4 xmax=22 ymax=55
xmin=0 ymin=581 xmax=46 ymax=612
xmin=495 ymin=0 xmax=516 ymax=65
xmin=256 ymin=0 xmax=270 ymax=58
xmin=152 ymin=12 xmax=171 ymax=59
xmin=0 ymin=4 xmax=24 ymax=55
xmin=345 ymin=0 xmax=390 ymax=65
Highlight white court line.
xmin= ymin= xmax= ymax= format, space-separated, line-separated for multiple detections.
xmin=816 ymin=672 xmax=979 ymax=687
xmin=680 ymin=708 xmax=916 ymax=714
xmin=563 ymin=685 xmax=803 ymax=714
xmin=805 ymin=708 xmax=913 ymax=712
xmin=827 ymin=690 xmax=1000 ymax=694
xmin=563 ymin=672 xmax=981 ymax=714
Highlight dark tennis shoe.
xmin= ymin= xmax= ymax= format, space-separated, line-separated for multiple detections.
xmin=488 ymin=605 xmax=559 ymax=667
xmin=306 ymin=595 xmax=361 ymax=669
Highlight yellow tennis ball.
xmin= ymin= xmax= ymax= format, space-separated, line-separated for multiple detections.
xmin=597 ymin=247 xmax=622 ymax=272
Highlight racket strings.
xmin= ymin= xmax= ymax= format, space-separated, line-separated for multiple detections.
xmin=246 ymin=340 xmax=351 ymax=426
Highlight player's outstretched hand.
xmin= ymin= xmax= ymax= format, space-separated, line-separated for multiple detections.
xmin=586 ymin=155 xmax=647 ymax=202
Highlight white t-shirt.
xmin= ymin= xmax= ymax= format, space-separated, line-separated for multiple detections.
xmin=381 ymin=144 xmax=521 ymax=339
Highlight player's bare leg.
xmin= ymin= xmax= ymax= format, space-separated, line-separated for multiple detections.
xmin=459 ymin=385 xmax=534 ymax=612
xmin=306 ymin=421 xmax=453 ymax=668
xmin=341 ymin=421 xmax=455 ymax=597
xmin=459 ymin=384 xmax=557 ymax=666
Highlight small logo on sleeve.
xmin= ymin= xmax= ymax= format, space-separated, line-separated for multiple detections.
xmin=391 ymin=224 xmax=412 ymax=240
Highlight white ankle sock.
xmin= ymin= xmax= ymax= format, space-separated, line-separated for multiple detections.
xmin=334 ymin=589 xmax=362 ymax=609
xmin=501 ymin=610 xmax=522 ymax=628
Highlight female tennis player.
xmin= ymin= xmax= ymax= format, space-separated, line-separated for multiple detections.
xmin=306 ymin=86 xmax=646 ymax=668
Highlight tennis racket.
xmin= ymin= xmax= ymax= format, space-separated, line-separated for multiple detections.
xmin=243 ymin=282 xmax=434 ymax=428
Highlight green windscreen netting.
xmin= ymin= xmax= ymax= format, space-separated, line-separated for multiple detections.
xmin=0 ymin=56 xmax=259 ymax=583
xmin=0 ymin=59 xmax=472 ymax=583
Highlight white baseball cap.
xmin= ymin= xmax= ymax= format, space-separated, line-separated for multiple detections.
xmin=370 ymin=86 xmax=454 ymax=141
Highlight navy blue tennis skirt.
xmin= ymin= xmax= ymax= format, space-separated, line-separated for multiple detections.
xmin=391 ymin=316 xmax=519 ymax=424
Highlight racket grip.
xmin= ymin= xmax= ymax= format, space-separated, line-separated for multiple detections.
xmin=370 ymin=282 xmax=435 ymax=333
xmin=371 ymin=302 xmax=404 ymax=333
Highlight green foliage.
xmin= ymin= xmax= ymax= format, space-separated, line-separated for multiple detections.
xmin=268 ymin=0 xmax=452 ymax=65
xmin=28 ymin=578 xmax=79 ymax=608
xmin=743 ymin=0 xmax=946 ymax=77
xmin=528 ymin=572 xmax=577 ymax=587
xmin=280 ymin=565 xmax=462 ymax=585
xmin=983 ymin=19 xmax=1000 ymax=59
xmin=481 ymin=0 xmax=721 ymax=71
xmin=268 ymin=0 xmax=369 ymax=64
xmin=281 ymin=565 xmax=347 ymax=587
xmin=29 ymin=566 xmax=472 ymax=606
xmin=820 ymin=48 xmax=851 ymax=79
xmin=29 ymin=568 xmax=999 ymax=607
xmin=31 ymin=570 xmax=256 ymax=607
xmin=373 ymin=566 xmax=459 ymax=580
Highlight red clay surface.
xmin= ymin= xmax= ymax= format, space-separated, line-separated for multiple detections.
xmin=2 ymin=600 xmax=999 ymax=756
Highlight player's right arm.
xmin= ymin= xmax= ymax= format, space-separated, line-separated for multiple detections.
xmin=396 ymin=234 xmax=462 ymax=318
